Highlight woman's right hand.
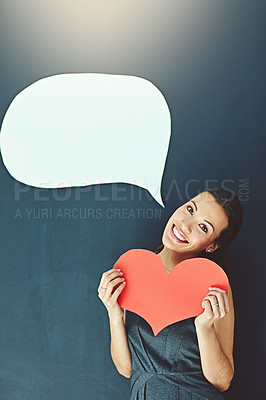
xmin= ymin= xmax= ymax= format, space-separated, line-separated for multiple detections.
xmin=97 ymin=268 xmax=126 ymax=321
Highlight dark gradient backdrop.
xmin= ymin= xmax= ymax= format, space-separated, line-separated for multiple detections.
xmin=0 ymin=1 xmax=265 ymax=399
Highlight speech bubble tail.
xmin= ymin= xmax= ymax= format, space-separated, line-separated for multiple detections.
xmin=151 ymin=190 xmax=165 ymax=208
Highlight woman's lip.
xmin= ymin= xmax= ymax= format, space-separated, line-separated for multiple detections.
xmin=170 ymin=224 xmax=188 ymax=243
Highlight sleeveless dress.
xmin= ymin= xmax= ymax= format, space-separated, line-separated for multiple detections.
xmin=125 ymin=310 xmax=225 ymax=400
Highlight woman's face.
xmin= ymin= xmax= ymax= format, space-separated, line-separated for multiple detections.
xmin=162 ymin=191 xmax=229 ymax=257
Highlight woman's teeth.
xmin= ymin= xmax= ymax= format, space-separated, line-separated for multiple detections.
xmin=173 ymin=225 xmax=188 ymax=242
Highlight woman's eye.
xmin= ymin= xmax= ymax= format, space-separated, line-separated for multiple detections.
xmin=199 ymin=224 xmax=208 ymax=233
xmin=187 ymin=205 xmax=193 ymax=215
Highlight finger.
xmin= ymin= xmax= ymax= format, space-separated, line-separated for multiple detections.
xmin=98 ymin=275 xmax=124 ymax=302
xmin=202 ymin=299 xmax=214 ymax=320
xmin=104 ymin=277 xmax=125 ymax=299
xmin=203 ymin=294 xmax=220 ymax=318
xmin=208 ymin=290 xmax=228 ymax=315
xmin=105 ymin=281 xmax=126 ymax=308
xmin=208 ymin=287 xmax=229 ymax=302
xmin=99 ymin=268 xmax=121 ymax=287
xmin=101 ymin=270 xmax=123 ymax=293
xmin=202 ymin=293 xmax=217 ymax=307
xmin=98 ymin=269 xmax=114 ymax=291
xmin=112 ymin=281 xmax=126 ymax=302
xmin=215 ymin=289 xmax=230 ymax=313
xmin=213 ymin=292 xmax=226 ymax=318
xmin=209 ymin=287 xmax=227 ymax=294
xmin=98 ymin=269 xmax=122 ymax=292
xmin=223 ymin=292 xmax=230 ymax=313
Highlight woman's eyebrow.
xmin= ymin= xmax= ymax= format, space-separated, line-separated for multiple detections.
xmin=191 ymin=200 xmax=215 ymax=232
xmin=191 ymin=200 xmax=198 ymax=211
xmin=204 ymin=220 xmax=215 ymax=232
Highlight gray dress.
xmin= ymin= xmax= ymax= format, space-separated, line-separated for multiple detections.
xmin=125 ymin=310 xmax=225 ymax=400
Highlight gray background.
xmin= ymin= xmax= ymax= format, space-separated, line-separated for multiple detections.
xmin=0 ymin=1 xmax=265 ymax=399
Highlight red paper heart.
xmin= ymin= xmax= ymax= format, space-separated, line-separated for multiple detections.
xmin=114 ymin=249 xmax=229 ymax=336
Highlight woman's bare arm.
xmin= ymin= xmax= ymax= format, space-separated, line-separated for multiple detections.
xmin=98 ymin=269 xmax=131 ymax=377
xmin=109 ymin=309 xmax=131 ymax=377
xmin=194 ymin=285 xmax=235 ymax=392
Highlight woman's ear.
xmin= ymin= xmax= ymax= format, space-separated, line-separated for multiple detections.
xmin=205 ymin=242 xmax=220 ymax=253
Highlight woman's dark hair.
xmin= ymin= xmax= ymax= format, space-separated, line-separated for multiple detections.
xmin=155 ymin=188 xmax=243 ymax=274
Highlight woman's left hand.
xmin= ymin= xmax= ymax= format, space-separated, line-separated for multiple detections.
xmin=194 ymin=287 xmax=230 ymax=330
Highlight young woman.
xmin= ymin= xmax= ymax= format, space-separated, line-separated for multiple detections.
xmin=98 ymin=188 xmax=243 ymax=399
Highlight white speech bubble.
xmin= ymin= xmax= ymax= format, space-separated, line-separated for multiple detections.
xmin=0 ymin=73 xmax=171 ymax=207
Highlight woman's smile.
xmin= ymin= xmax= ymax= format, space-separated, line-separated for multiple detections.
xmin=171 ymin=224 xmax=189 ymax=244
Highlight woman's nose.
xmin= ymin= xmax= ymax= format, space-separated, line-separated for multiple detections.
xmin=180 ymin=221 xmax=192 ymax=234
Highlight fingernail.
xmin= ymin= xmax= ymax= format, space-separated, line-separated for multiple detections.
xmin=117 ymin=269 xmax=121 ymax=271
xmin=123 ymin=281 xmax=126 ymax=284
xmin=120 ymin=272 xmax=123 ymax=275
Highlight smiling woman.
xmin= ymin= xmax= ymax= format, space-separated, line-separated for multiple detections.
xmin=98 ymin=188 xmax=243 ymax=399
xmin=158 ymin=188 xmax=243 ymax=274
xmin=158 ymin=190 xmax=232 ymax=270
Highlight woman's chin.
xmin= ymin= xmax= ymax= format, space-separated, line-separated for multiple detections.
xmin=163 ymin=240 xmax=201 ymax=257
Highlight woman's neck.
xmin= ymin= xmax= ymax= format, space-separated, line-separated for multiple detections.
xmin=157 ymin=246 xmax=194 ymax=273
